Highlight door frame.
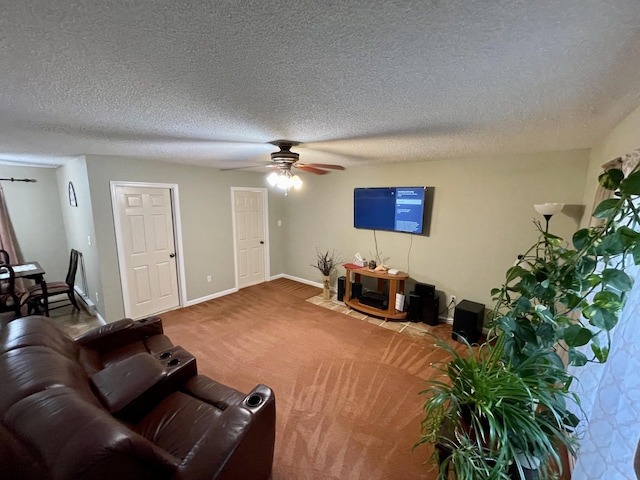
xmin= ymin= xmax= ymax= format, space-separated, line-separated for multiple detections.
xmin=110 ymin=181 xmax=187 ymax=318
xmin=230 ymin=187 xmax=270 ymax=289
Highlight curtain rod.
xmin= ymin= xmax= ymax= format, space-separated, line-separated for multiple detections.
xmin=0 ymin=177 xmax=37 ymax=183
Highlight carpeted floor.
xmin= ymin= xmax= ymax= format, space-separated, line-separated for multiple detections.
xmin=160 ymin=278 xmax=464 ymax=480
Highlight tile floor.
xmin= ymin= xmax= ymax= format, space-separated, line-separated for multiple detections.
xmin=306 ymin=293 xmax=453 ymax=338
xmin=47 ymin=303 xmax=103 ymax=338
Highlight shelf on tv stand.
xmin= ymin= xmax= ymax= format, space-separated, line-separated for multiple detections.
xmin=342 ymin=264 xmax=409 ymax=320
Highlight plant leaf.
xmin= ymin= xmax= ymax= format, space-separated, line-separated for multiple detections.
xmin=591 ymin=343 xmax=609 ymax=363
xmin=584 ymin=305 xmax=618 ymax=330
xmin=592 ymin=198 xmax=621 ymax=219
xmin=599 ymin=168 xmax=624 ymax=190
xmin=620 ymin=169 xmax=640 ymax=195
xmin=592 ymin=290 xmax=622 ymax=310
xmin=563 ymin=325 xmax=593 ymax=347
xmin=506 ymin=265 xmax=527 ymax=284
xmin=569 ymin=349 xmax=588 ymax=366
xmin=572 ymin=228 xmax=591 ymax=250
xmin=602 ymin=269 xmax=633 ymax=292
xmin=632 ymin=240 xmax=640 ymax=265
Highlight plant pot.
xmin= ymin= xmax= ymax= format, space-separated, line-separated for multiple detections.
xmin=322 ymin=275 xmax=330 ymax=300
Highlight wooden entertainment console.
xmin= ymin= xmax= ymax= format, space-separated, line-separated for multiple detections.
xmin=343 ymin=263 xmax=409 ymax=320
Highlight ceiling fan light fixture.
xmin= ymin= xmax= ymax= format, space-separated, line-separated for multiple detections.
xmin=267 ymin=170 xmax=303 ymax=192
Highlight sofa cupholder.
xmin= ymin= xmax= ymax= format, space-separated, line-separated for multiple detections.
xmin=246 ymin=394 xmax=263 ymax=408
xmin=167 ymin=358 xmax=181 ymax=367
xmin=159 ymin=352 xmax=172 ymax=360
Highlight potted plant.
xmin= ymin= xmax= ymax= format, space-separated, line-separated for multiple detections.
xmin=416 ymin=163 xmax=640 ymax=479
xmin=416 ymin=336 xmax=577 ymax=480
xmin=312 ymin=249 xmax=339 ymax=300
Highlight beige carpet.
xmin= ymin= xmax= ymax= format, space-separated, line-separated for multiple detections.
xmin=160 ymin=279 xmax=462 ymax=479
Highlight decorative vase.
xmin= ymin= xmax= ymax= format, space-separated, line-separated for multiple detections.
xmin=322 ymin=275 xmax=331 ymax=300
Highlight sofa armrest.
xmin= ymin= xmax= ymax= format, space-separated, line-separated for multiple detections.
xmin=91 ymin=353 xmax=167 ymax=415
xmin=174 ymin=383 xmax=276 ymax=480
xmin=76 ymin=317 xmax=163 ymax=352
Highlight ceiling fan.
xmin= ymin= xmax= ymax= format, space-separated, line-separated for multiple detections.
xmin=222 ymin=140 xmax=346 ymax=193
xmin=266 ymin=140 xmax=346 ymax=175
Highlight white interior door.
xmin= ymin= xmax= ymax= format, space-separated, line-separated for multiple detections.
xmin=113 ymin=185 xmax=180 ymax=318
xmin=233 ymin=189 xmax=267 ymax=289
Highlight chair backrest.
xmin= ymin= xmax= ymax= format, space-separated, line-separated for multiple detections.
xmin=66 ymin=249 xmax=80 ymax=287
xmin=0 ymin=264 xmax=20 ymax=312
xmin=0 ymin=249 xmax=10 ymax=265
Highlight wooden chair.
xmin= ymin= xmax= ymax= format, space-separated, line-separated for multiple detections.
xmin=0 ymin=264 xmax=29 ymax=318
xmin=0 ymin=249 xmax=9 ymax=265
xmin=28 ymin=249 xmax=81 ymax=315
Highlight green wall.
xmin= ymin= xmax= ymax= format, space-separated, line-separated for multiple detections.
xmin=282 ymin=150 xmax=590 ymax=312
xmin=84 ymin=155 xmax=284 ymax=321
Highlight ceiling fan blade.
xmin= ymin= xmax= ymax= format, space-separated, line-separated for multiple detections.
xmin=295 ymin=164 xmax=330 ymax=175
xmin=219 ymin=162 xmax=271 ymax=171
xmin=299 ymin=163 xmax=345 ymax=170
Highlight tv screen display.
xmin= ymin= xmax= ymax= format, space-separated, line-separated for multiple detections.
xmin=354 ymin=187 xmax=426 ymax=234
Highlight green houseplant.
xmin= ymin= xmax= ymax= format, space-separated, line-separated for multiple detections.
xmin=416 ymin=163 xmax=640 ymax=479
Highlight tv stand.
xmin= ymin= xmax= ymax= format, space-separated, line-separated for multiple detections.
xmin=343 ymin=264 xmax=409 ymax=320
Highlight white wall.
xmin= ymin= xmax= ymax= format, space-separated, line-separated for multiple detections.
xmin=0 ymin=165 xmax=69 ymax=280
xmin=56 ymin=157 xmax=103 ymax=313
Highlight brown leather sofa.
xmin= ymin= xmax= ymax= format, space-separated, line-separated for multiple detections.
xmin=0 ymin=315 xmax=276 ymax=480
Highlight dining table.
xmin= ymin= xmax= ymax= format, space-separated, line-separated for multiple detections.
xmin=2 ymin=262 xmax=49 ymax=316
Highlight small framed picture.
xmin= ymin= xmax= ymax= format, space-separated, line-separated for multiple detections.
xmin=68 ymin=181 xmax=78 ymax=207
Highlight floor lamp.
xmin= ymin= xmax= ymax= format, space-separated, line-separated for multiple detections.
xmin=533 ymin=203 xmax=564 ymax=233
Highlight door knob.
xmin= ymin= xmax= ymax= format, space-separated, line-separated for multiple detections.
xmin=260 ymin=241 xmax=264 ymax=244
xmin=169 ymin=253 xmax=176 ymax=258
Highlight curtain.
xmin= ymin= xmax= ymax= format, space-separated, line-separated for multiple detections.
xmin=0 ymin=185 xmax=21 ymax=264
xmin=570 ymin=149 xmax=640 ymax=479
xmin=0 ymin=184 xmax=24 ymax=291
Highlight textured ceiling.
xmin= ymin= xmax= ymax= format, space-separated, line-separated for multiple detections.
xmin=1 ymin=0 xmax=640 ymax=169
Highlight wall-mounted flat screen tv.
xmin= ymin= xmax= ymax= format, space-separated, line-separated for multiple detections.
xmin=354 ymin=187 xmax=428 ymax=234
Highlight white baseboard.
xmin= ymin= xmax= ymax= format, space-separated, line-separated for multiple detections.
xmin=184 ymin=287 xmax=238 ymax=307
xmin=74 ymin=286 xmax=96 ymax=316
xmin=439 ymin=315 xmax=453 ymax=324
xmin=273 ymin=273 xmax=324 ymax=289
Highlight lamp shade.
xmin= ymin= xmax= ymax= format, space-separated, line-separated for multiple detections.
xmin=533 ymin=203 xmax=564 ymax=216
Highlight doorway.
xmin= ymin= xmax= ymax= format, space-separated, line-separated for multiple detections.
xmin=111 ymin=182 xmax=185 ymax=319
xmin=231 ymin=188 xmax=269 ymax=289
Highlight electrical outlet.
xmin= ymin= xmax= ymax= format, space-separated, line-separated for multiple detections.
xmin=207 ymin=275 xmax=212 ymax=282
xmin=95 ymin=292 xmax=99 ymax=303
xmin=450 ymin=295 xmax=457 ymax=306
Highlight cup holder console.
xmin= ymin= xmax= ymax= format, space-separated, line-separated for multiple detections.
xmin=155 ymin=347 xmax=197 ymax=388
xmin=246 ymin=393 xmax=263 ymax=408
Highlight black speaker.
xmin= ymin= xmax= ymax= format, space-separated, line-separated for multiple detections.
xmin=422 ymin=296 xmax=440 ymax=326
xmin=351 ymin=283 xmax=362 ymax=299
xmin=452 ymin=300 xmax=485 ymax=344
xmin=407 ymin=294 xmax=422 ymax=322
xmin=414 ymin=282 xmax=435 ymax=299
xmin=337 ymin=276 xmax=346 ymax=301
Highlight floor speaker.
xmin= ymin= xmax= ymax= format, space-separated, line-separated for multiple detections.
xmin=452 ymin=300 xmax=485 ymax=343
xmin=414 ymin=283 xmax=435 ymax=299
xmin=337 ymin=276 xmax=346 ymax=301
xmin=422 ymin=296 xmax=440 ymax=326
xmin=407 ymin=294 xmax=422 ymax=322
xmin=351 ymin=282 xmax=363 ymax=299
